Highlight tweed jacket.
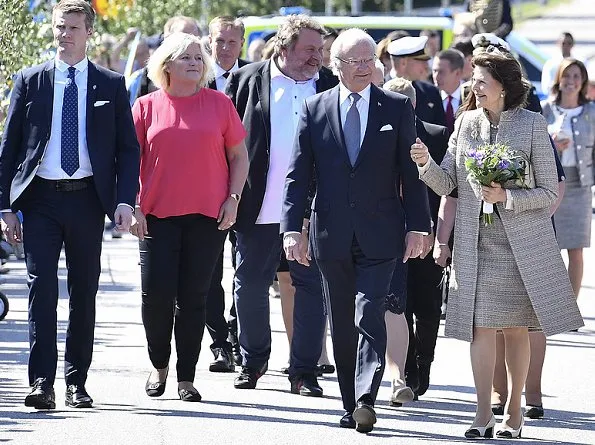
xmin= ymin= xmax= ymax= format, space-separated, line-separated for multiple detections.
xmin=541 ymin=100 xmax=595 ymax=187
xmin=419 ymin=108 xmax=583 ymax=342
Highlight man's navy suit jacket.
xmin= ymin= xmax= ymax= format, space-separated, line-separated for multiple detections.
xmin=281 ymin=84 xmax=431 ymax=261
xmin=0 ymin=59 xmax=140 ymax=218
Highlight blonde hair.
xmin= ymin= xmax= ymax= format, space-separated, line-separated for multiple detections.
xmin=147 ymin=32 xmax=214 ymax=90
xmin=383 ymin=77 xmax=416 ymax=104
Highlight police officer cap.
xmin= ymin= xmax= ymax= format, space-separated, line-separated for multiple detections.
xmin=387 ymin=36 xmax=430 ymax=60
xmin=471 ymin=33 xmax=510 ymax=51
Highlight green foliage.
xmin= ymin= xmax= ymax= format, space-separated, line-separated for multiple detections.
xmin=0 ymin=1 xmax=53 ymax=124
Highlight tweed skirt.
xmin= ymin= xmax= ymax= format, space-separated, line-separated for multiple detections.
xmin=553 ymin=167 xmax=592 ymax=250
xmin=474 ymin=212 xmax=540 ymax=329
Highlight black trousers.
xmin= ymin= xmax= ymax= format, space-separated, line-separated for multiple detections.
xmin=405 ymin=255 xmax=443 ymax=372
xmin=140 ymin=213 xmax=226 ymax=382
xmin=21 ymin=177 xmax=104 ymax=387
xmin=317 ymin=237 xmax=396 ymax=413
xmin=205 ymin=231 xmax=237 ymax=352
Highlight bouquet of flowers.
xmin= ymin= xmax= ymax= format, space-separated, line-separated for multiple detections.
xmin=464 ymin=143 xmax=529 ymax=225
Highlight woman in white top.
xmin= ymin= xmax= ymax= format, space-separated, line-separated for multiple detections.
xmin=542 ymin=58 xmax=595 ymax=300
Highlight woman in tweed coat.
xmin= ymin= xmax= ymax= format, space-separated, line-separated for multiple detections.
xmin=410 ymin=51 xmax=583 ymax=439
xmin=541 ymin=58 xmax=595 ymax=300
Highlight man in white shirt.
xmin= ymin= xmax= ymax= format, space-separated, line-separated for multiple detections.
xmin=208 ymin=16 xmax=247 ymax=91
xmin=225 ymin=15 xmax=338 ymax=395
xmin=432 ymin=49 xmax=465 ymax=134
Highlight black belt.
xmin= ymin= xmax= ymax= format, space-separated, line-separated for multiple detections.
xmin=36 ymin=176 xmax=94 ymax=192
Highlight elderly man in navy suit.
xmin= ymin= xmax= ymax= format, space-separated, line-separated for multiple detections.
xmin=0 ymin=0 xmax=139 ymax=409
xmin=281 ymin=28 xmax=431 ymax=433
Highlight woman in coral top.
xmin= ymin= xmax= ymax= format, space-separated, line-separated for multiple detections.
xmin=130 ymin=32 xmax=248 ymax=402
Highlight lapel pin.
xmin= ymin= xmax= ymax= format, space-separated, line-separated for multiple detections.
xmin=428 ymin=102 xmax=434 ymax=108
xmin=93 ymin=85 xmax=96 ymax=90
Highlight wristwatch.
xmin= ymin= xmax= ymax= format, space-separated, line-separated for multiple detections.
xmin=230 ymin=193 xmax=241 ymax=202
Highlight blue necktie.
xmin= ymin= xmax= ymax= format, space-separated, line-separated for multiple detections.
xmin=344 ymin=93 xmax=361 ymax=166
xmin=61 ymin=66 xmax=79 ymax=176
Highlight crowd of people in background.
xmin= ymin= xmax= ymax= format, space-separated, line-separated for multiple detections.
xmin=0 ymin=0 xmax=591 ymax=438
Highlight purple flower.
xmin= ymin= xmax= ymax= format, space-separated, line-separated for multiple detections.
xmin=467 ymin=150 xmax=484 ymax=161
xmin=498 ymin=159 xmax=511 ymax=169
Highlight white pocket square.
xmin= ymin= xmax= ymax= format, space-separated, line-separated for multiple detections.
xmin=93 ymin=100 xmax=110 ymax=107
xmin=380 ymin=124 xmax=393 ymax=131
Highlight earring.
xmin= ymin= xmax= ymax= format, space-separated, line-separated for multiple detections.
xmin=500 ymin=92 xmax=505 ymax=98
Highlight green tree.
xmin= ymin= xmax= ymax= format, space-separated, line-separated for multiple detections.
xmin=0 ymin=0 xmax=53 ymax=127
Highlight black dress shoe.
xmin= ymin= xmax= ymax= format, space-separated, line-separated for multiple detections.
xmin=178 ymin=388 xmax=202 ymax=402
xmin=290 ymin=375 xmax=323 ymax=397
xmin=417 ymin=363 xmax=431 ymax=396
xmin=316 ymin=364 xmax=335 ymax=376
xmin=525 ymin=404 xmax=544 ymax=419
xmin=145 ymin=369 xmax=168 ymax=397
xmin=234 ymin=363 xmax=268 ymax=389
xmin=352 ymin=401 xmax=376 ymax=433
xmin=65 ymin=385 xmax=93 ymax=408
xmin=24 ymin=380 xmax=56 ymax=410
xmin=209 ymin=348 xmax=235 ymax=373
xmin=339 ymin=412 xmax=356 ymax=429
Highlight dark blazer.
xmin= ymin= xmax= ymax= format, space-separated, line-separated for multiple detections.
xmin=416 ymin=118 xmax=449 ymax=225
xmin=225 ymin=60 xmax=339 ymax=230
xmin=413 ymin=80 xmax=447 ymax=127
xmin=0 ymin=60 xmax=140 ymax=217
xmin=281 ymin=84 xmax=431 ymax=260
xmin=208 ymin=58 xmax=250 ymax=90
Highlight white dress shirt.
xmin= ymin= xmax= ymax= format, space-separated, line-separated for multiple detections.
xmin=37 ymin=57 xmax=93 ymax=180
xmin=440 ymin=85 xmax=462 ymax=114
xmin=213 ymin=60 xmax=239 ymax=92
xmin=256 ymin=58 xmax=318 ymax=225
xmin=339 ymin=83 xmax=371 ymax=147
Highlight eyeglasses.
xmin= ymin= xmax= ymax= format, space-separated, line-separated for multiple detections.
xmin=336 ymin=56 xmax=377 ymax=66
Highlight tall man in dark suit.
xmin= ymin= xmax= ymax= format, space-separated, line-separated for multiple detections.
xmin=383 ymin=78 xmax=449 ymax=400
xmin=225 ymin=15 xmax=338 ymax=395
xmin=0 ymin=0 xmax=139 ymax=409
xmin=204 ymin=15 xmax=250 ymax=373
xmin=387 ymin=36 xmax=447 ymax=127
xmin=281 ymin=29 xmax=431 ymax=433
